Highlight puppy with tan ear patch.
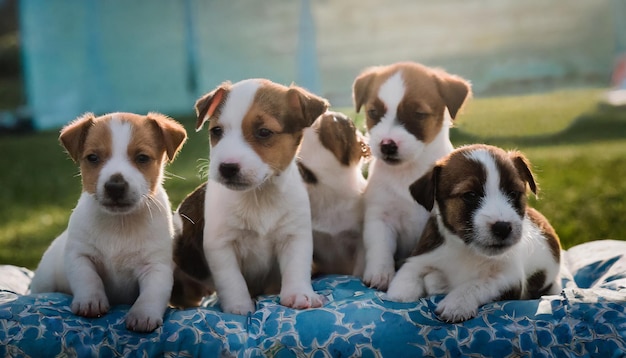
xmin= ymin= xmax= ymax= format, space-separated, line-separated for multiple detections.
xmin=172 ymin=79 xmax=328 ymax=314
xmin=30 ymin=112 xmax=187 ymax=332
xmin=354 ymin=61 xmax=472 ymax=290
xmin=297 ymin=111 xmax=370 ymax=276
xmin=386 ymin=144 xmax=562 ymax=323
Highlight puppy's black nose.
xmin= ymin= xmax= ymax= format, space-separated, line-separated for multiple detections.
xmin=104 ymin=174 xmax=128 ymax=201
xmin=491 ymin=221 xmax=512 ymax=239
xmin=219 ymin=163 xmax=240 ymax=179
xmin=380 ymin=140 xmax=398 ymax=156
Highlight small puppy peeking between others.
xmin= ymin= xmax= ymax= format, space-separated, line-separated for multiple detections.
xmin=386 ymin=144 xmax=562 ymax=323
xmin=297 ymin=111 xmax=370 ymax=277
xmin=353 ymin=61 xmax=473 ymax=291
xmin=30 ymin=112 xmax=187 ymax=332
xmin=171 ymin=79 xmax=329 ymax=315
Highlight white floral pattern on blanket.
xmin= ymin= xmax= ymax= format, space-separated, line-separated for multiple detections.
xmin=1 ymin=240 xmax=625 ymax=357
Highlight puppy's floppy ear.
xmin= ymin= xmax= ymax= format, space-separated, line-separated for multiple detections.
xmin=147 ymin=112 xmax=188 ymax=161
xmin=435 ymin=71 xmax=472 ymax=120
xmin=195 ymin=82 xmax=231 ymax=131
xmin=352 ymin=69 xmax=377 ymax=113
xmin=59 ymin=112 xmax=96 ymax=162
xmin=409 ymin=165 xmax=441 ymax=211
xmin=510 ymin=150 xmax=538 ymax=196
xmin=286 ymin=85 xmax=329 ymax=128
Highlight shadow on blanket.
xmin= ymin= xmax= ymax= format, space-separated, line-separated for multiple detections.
xmin=1 ymin=240 xmax=625 ymax=357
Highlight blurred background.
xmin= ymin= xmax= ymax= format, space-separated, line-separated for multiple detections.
xmin=1 ymin=0 xmax=625 ymax=268
xmin=0 ymin=0 xmax=623 ymax=129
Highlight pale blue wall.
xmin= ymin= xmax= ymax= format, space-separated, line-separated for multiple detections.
xmin=20 ymin=0 xmax=617 ymax=130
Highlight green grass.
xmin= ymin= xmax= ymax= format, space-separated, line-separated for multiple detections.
xmin=1 ymin=87 xmax=625 ymax=269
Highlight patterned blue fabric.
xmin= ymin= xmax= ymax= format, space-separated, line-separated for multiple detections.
xmin=1 ymin=240 xmax=626 ymax=357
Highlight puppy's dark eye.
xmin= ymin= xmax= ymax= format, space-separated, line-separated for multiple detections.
xmin=256 ymin=128 xmax=273 ymax=139
xmin=461 ymin=191 xmax=480 ymax=204
xmin=136 ymin=154 xmax=151 ymax=164
xmin=367 ymin=108 xmax=379 ymax=119
xmin=508 ymin=191 xmax=523 ymax=202
xmin=209 ymin=126 xmax=223 ymax=138
xmin=414 ymin=112 xmax=429 ymax=120
xmin=86 ymin=154 xmax=99 ymax=164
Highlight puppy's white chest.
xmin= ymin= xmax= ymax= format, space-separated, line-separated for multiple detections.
xmin=367 ymin=180 xmax=429 ymax=256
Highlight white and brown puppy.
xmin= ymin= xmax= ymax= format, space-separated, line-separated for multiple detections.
xmin=297 ymin=111 xmax=370 ymax=276
xmin=354 ymin=61 xmax=472 ymax=290
xmin=30 ymin=112 xmax=187 ymax=332
xmin=179 ymin=79 xmax=329 ymax=315
xmin=386 ymin=144 xmax=562 ymax=322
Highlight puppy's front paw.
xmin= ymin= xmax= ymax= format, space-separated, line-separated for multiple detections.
xmin=221 ymin=299 xmax=255 ymax=315
xmin=435 ymin=294 xmax=478 ymax=323
xmin=386 ymin=281 xmax=425 ymax=303
xmin=280 ymin=290 xmax=324 ymax=309
xmin=71 ymin=293 xmax=110 ymax=318
xmin=363 ymin=264 xmax=395 ymax=291
xmin=126 ymin=305 xmax=163 ymax=333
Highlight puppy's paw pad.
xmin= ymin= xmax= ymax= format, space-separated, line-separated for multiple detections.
xmin=281 ymin=292 xmax=324 ymax=309
xmin=71 ymin=295 xmax=110 ymax=318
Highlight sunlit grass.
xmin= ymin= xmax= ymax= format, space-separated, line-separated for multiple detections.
xmin=455 ymin=88 xmax=605 ymax=138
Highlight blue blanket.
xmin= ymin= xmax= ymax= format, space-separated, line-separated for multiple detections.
xmin=1 ymin=240 xmax=625 ymax=357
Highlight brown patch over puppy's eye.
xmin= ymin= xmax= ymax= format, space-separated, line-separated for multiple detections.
xmin=413 ymin=112 xmax=429 ymax=120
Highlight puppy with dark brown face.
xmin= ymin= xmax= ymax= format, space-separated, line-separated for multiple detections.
xmin=171 ymin=79 xmax=329 ymax=314
xmin=297 ymin=111 xmax=370 ymax=276
xmin=386 ymin=144 xmax=562 ymax=323
xmin=354 ymin=61 xmax=472 ymax=290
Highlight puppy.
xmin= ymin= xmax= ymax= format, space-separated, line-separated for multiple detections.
xmin=353 ymin=61 xmax=472 ymax=290
xmin=172 ymin=79 xmax=328 ymax=315
xmin=169 ymin=182 xmax=214 ymax=309
xmin=30 ymin=112 xmax=187 ymax=332
xmin=297 ymin=111 xmax=370 ymax=276
xmin=386 ymin=144 xmax=562 ymax=322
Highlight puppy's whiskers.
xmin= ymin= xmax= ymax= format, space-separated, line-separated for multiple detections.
xmin=163 ymin=170 xmax=185 ymax=181
xmin=197 ymin=158 xmax=209 ymax=180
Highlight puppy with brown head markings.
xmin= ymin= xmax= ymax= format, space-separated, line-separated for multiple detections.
xmin=297 ymin=111 xmax=370 ymax=276
xmin=171 ymin=79 xmax=329 ymax=314
xmin=386 ymin=144 xmax=562 ymax=323
xmin=30 ymin=112 xmax=187 ymax=332
xmin=354 ymin=61 xmax=472 ymax=290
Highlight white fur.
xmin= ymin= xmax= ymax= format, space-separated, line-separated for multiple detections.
xmin=299 ymin=118 xmax=367 ymax=276
xmin=467 ymin=150 xmax=525 ymax=250
xmin=386 ymin=149 xmax=562 ymax=322
xmin=30 ymin=117 xmax=175 ymax=332
xmin=362 ymin=71 xmax=454 ymax=290
xmin=208 ymin=80 xmax=272 ymax=189
xmin=203 ymin=80 xmax=322 ymax=315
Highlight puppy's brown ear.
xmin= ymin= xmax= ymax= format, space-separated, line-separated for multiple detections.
xmin=409 ymin=165 xmax=441 ymax=211
xmin=352 ymin=69 xmax=377 ymax=113
xmin=435 ymin=72 xmax=472 ymax=120
xmin=148 ymin=112 xmax=188 ymax=161
xmin=195 ymin=82 xmax=231 ymax=131
xmin=510 ymin=151 xmax=538 ymax=196
xmin=286 ymin=86 xmax=329 ymax=128
xmin=59 ymin=113 xmax=96 ymax=162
